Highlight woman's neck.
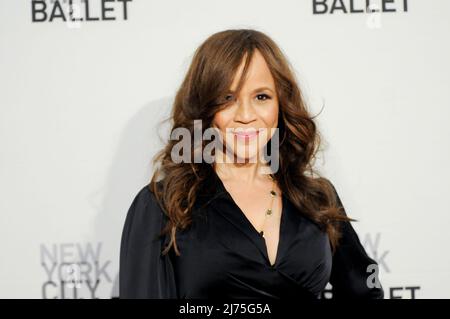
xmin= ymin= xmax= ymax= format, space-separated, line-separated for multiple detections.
xmin=213 ymin=161 xmax=272 ymax=184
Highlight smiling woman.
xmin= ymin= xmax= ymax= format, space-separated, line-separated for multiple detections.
xmin=119 ymin=28 xmax=384 ymax=299
xmin=212 ymin=49 xmax=279 ymax=165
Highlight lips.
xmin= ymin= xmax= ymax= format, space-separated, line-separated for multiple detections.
xmin=232 ymin=128 xmax=261 ymax=140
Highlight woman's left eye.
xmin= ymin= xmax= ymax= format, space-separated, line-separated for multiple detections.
xmin=256 ymin=94 xmax=271 ymax=101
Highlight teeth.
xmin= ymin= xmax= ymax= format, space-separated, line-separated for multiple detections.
xmin=233 ymin=128 xmax=259 ymax=134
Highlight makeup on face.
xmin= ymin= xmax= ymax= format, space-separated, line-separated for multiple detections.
xmin=231 ymin=128 xmax=264 ymax=142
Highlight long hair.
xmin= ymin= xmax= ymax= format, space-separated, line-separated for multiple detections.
xmin=149 ymin=28 xmax=354 ymax=256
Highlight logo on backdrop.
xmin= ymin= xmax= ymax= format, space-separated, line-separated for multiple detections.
xmin=40 ymin=242 xmax=112 ymax=299
xmin=321 ymin=232 xmax=421 ymax=299
xmin=312 ymin=0 xmax=409 ymax=14
xmin=363 ymin=232 xmax=421 ymax=299
xmin=31 ymin=0 xmax=132 ymax=25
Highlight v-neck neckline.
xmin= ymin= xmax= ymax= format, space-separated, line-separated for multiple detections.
xmin=208 ymin=167 xmax=287 ymax=268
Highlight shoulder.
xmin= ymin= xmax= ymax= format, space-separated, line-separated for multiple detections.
xmin=316 ymin=176 xmax=342 ymax=205
xmin=119 ymin=182 xmax=177 ymax=298
xmin=130 ymin=184 xmax=153 ymax=208
xmin=126 ymin=181 xmax=165 ymax=217
xmin=314 ymin=177 xmax=347 ymax=220
xmin=125 ymin=184 xmax=157 ymax=222
xmin=121 ymin=183 xmax=166 ymax=249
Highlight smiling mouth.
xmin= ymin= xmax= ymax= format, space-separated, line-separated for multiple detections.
xmin=232 ymin=129 xmax=262 ymax=140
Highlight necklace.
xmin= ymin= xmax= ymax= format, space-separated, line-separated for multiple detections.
xmin=259 ymin=174 xmax=277 ymax=238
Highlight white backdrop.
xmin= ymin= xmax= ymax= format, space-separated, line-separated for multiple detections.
xmin=1 ymin=0 xmax=449 ymax=298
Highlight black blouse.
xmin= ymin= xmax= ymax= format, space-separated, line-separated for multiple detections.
xmin=119 ymin=169 xmax=384 ymax=299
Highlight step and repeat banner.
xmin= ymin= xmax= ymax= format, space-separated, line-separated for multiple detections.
xmin=1 ymin=0 xmax=449 ymax=298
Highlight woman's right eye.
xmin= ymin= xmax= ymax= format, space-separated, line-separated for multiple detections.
xmin=225 ymin=94 xmax=234 ymax=101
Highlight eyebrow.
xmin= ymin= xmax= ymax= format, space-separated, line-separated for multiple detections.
xmin=228 ymin=86 xmax=275 ymax=94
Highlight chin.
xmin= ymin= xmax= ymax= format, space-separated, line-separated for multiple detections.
xmin=220 ymin=138 xmax=266 ymax=163
xmin=233 ymin=155 xmax=259 ymax=164
xmin=233 ymin=148 xmax=261 ymax=163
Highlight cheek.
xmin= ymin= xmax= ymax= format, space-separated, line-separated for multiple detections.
xmin=261 ymin=102 xmax=279 ymax=127
xmin=212 ymin=109 xmax=232 ymax=131
xmin=212 ymin=115 xmax=223 ymax=132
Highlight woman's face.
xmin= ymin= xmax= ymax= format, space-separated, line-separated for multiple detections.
xmin=212 ymin=50 xmax=279 ymax=163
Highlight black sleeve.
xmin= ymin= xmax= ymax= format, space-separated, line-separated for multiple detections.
xmin=119 ymin=184 xmax=177 ymax=299
xmin=328 ymin=182 xmax=385 ymax=299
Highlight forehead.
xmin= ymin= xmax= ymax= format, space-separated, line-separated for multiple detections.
xmin=230 ymin=50 xmax=275 ymax=91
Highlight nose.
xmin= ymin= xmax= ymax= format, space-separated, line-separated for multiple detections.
xmin=233 ymin=98 xmax=256 ymax=124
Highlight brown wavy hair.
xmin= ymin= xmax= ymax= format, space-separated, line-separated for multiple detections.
xmin=149 ymin=28 xmax=354 ymax=257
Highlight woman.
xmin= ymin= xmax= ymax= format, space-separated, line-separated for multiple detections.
xmin=119 ymin=29 xmax=384 ymax=299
